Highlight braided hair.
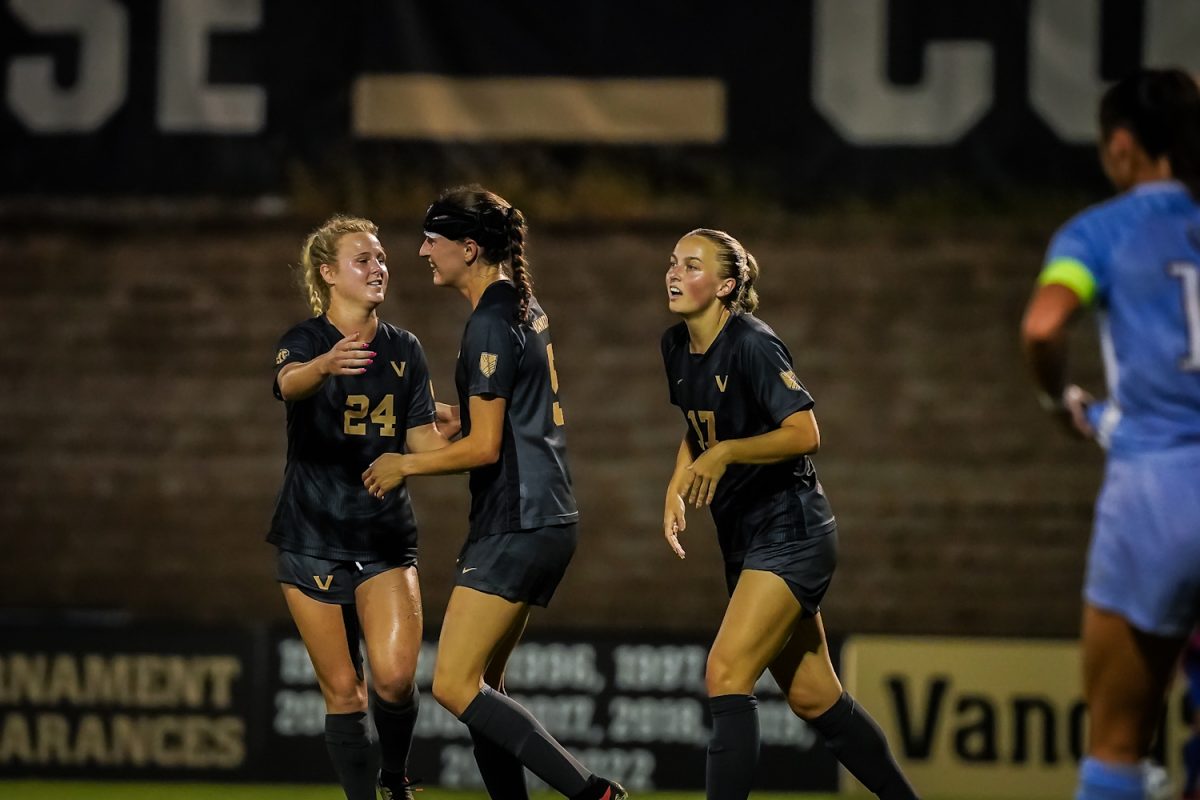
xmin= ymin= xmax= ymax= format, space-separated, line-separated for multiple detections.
xmin=1100 ymin=68 xmax=1200 ymax=198
xmin=684 ymin=228 xmax=760 ymax=314
xmin=424 ymin=186 xmax=534 ymax=322
xmin=297 ymin=215 xmax=379 ymax=316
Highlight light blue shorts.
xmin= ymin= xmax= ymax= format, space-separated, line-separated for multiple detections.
xmin=1084 ymin=445 xmax=1200 ymax=637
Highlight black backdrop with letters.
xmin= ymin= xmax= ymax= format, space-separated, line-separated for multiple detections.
xmin=3 ymin=0 xmax=1191 ymax=197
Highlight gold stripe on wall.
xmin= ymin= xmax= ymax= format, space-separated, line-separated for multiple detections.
xmin=352 ymin=75 xmax=726 ymax=144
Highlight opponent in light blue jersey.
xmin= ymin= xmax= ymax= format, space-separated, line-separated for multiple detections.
xmin=1022 ymin=69 xmax=1200 ymax=800
xmin=1042 ymin=181 xmax=1200 ymax=453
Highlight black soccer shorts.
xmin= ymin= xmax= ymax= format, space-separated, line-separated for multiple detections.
xmin=276 ymin=548 xmax=417 ymax=605
xmin=724 ymin=526 xmax=839 ymax=616
xmin=454 ymin=524 xmax=578 ymax=607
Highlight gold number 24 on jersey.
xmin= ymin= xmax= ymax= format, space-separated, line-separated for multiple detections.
xmin=344 ymin=394 xmax=396 ymax=437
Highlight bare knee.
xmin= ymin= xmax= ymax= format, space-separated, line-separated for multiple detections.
xmin=785 ymin=680 xmax=843 ymax=720
xmin=431 ymin=663 xmax=480 ymax=717
xmin=321 ymin=671 xmax=368 ymax=714
xmin=706 ymin=649 xmax=757 ymax=697
xmin=371 ymin=667 xmax=416 ymax=706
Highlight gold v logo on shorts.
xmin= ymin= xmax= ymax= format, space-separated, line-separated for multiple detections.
xmin=313 ymin=575 xmax=333 ymax=591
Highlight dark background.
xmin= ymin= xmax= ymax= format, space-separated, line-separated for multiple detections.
xmin=3 ymin=0 xmax=1194 ymax=788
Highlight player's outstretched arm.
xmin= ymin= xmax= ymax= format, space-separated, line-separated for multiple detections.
xmin=363 ymin=395 xmax=505 ymax=497
xmin=278 ymin=332 xmax=374 ymax=401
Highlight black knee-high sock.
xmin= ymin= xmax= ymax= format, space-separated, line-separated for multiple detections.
xmin=373 ymin=688 xmax=419 ymax=784
xmin=324 ymin=711 xmax=379 ymax=800
xmin=459 ymin=686 xmax=594 ymax=798
xmin=706 ymin=694 xmax=759 ymax=800
xmin=809 ymin=693 xmax=918 ymax=800
xmin=471 ymin=726 xmax=530 ymax=799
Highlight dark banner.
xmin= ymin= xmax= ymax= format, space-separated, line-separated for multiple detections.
xmin=0 ymin=623 xmax=837 ymax=791
xmin=2 ymin=0 xmax=1198 ymax=197
xmin=266 ymin=629 xmax=838 ymax=791
xmin=0 ymin=622 xmax=264 ymax=780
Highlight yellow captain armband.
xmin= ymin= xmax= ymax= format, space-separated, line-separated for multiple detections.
xmin=1038 ymin=257 xmax=1097 ymax=306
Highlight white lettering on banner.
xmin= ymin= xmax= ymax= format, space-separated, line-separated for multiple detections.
xmin=438 ymin=744 xmax=489 ymax=789
xmin=413 ymin=698 xmax=470 ymax=741
xmin=271 ymin=689 xmax=325 ymax=737
xmin=510 ymin=694 xmax=603 ymax=743
xmin=1145 ymin=0 xmax=1200 ymax=80
xmin=0 ymin=711 xmax=244 ymax=768
xmin=438 ymin=743 xmax=657 ymax=791
xmin=565 ymin=748 xmax=657 ymax=791
xmin=501 ymin=642 xmax=606 ymax=691
xmin=157 ymin=0 xmax=265 ymax=133
xmin=757 ymin=700 xmax=820 ymax=748
xmin=607 ymin=696 xmax=708 ymax=745
xmin=410 ymin=640 xmax=606 ymax=691
xmin=812 ymin=0 xmax=994 ymax=145
xmin=1029 ymin=0 xmax=1104 ymax=144
xmin=6 ymin=0 xmax=128 ymax=132
xmin=1030 ymin=0 xmax=1200 ymax=144
xmin=277 ymin=638 xmax=317 ymax=685
xmin=612 ymin=644 xmax=706 ymax=692
xmin=408 ymin=693 xmax=604 ymax=744
xmin=5 ymin=3 xmax=1200 ymax=149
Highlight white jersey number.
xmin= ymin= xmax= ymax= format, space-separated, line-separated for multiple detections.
xmin=1169 ymin=262 xmax=1200 ymax=371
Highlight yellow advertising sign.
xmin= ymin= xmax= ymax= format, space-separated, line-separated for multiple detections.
xmin=841 ymin=636 xmax=1186 ymax=797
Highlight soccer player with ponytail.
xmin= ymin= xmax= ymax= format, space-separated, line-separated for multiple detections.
xmin=270 ymin=215 xmax=446 ymax=800
xmin=661 ymin=229 xmax=918 ymax=799
xmin=1021 ymin=68 xmax=1200 ymax=800
xmin=363 ymin=186 xmax=627 ymax=800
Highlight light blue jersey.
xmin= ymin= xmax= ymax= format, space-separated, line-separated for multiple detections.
xmin=1041 ymin=180 xmax=1200 ymax=454
xmin=1042 ymin=180 xmax=1200 ymax=637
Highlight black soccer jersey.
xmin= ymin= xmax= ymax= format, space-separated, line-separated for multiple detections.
xmin=456 ymin=281 xmax=578 ymax=537
xmin=661 ymin=313 xmax=836 ymax=555
xmin=268 ymin=316 xmax=436 ymax=560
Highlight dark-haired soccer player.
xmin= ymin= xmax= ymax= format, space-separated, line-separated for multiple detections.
xmin=1021 ymin=68 xmax=1200 ymax=800
xmin=270 ymin=215 xmax=446 ymax=800
xmin=362 ymin=187 xmax=627 ymax=800
xmin=661 ymin=228 xmax=917 ymax=800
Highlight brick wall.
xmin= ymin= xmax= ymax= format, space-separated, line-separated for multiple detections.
xmin=0 ymin=215 xmax=1104 ymax=637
